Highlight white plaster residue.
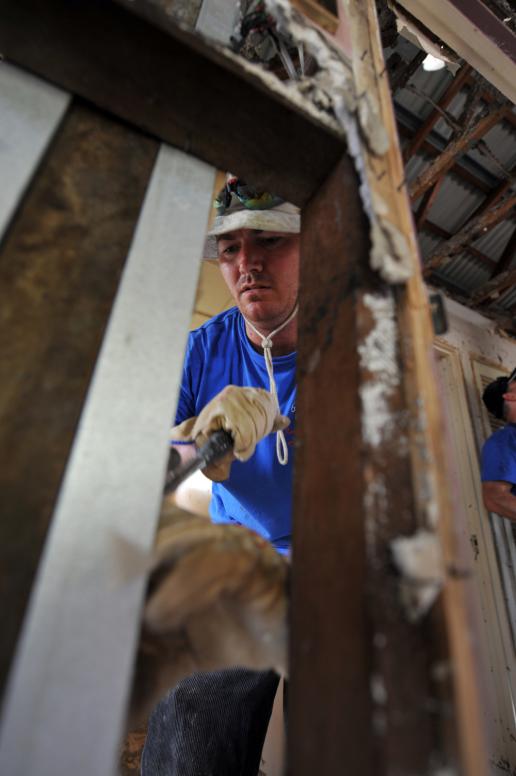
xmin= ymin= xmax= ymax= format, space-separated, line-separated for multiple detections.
xmin=391 ymin=529 xmax=444 ymax=622
xmin=370 ymin=673 xmax=388 ymax=704
xmin=263 ymin=0 xmax=413 ymax=283
xmin=358 ymin=293 xmax=399 ymax=448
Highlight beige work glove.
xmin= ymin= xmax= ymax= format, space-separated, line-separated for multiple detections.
xmin=170 ymin=386 xmax=290 ymax=481
xmin=127 ymin=505 xmax=288 ymax=729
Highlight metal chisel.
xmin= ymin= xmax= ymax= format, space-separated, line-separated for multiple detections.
xmin=163 ymin=429 xmax=234 ymax=494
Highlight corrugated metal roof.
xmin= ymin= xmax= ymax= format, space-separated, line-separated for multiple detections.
xmin=418 ymin=229 xmax=441 ymax=258
xmin=496 ymin=286 xmax=516 ymax=310
xmin=436 ymin=253 xmax=492 ymax=292
xmin=426 ymin=176 xmax=485 ymax=232
xmin=472 ymin=220 xmax=515 ymax=260
xmin=390 ymin=38 xmax=515 ymax=323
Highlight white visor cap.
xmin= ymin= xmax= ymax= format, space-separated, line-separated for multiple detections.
xmin=203 ymin=201 xmax=301 ymax=259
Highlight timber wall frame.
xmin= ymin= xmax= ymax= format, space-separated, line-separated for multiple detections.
xmin=0 ymin=0 xmax=491 ymax=774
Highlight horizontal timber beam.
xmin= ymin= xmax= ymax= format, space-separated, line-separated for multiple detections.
xmin=0 ymin=0 xmax=347 ymax=208
xmin=396 ymin=0 xmax=516 ymax=103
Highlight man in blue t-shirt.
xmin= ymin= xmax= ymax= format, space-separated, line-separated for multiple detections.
xmin=481 ymin=366 xmax=516 ymax=522
xmin=141 ymin=177 xmax=300 ymax=776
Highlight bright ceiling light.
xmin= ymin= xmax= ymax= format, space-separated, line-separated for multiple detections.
xmin=422 ymin=53 xmax=446 ymax=72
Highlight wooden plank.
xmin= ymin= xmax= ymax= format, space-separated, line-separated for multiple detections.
xmin=290 ymin=153 xmax=375 ymax=776
xmin=423 ymin=193 xmax=516 ymax=275
xmin=291 ymin=0 xmax=339 ymax=33
xmin=0 ymin=102 xmax=159 ymax=695
xmin=396 ymin=0 xmax=516 ymax=103
xmin=291 ymin=156 xmax=463 ymax=774
xmin=341 ymin=2 xmax=488 ymax=773
xmin=0 ymin=62 xmax=69 ymax=241
xmin=0 ymin=145 xmax=215 ymax=776
xmin=409 ymin=105 xmax=509 ymax=201
xmin=0 ymin=0 xmax=346 ymax=208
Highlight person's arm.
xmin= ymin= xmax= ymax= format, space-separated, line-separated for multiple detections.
xmin=482 ymin=480 xmax=516 ymax=522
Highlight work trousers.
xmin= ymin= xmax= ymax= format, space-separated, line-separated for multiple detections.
xmin=141 ymin=668 xmax=280 ymax=776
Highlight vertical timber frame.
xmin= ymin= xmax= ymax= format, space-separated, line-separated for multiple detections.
xmin=290 ymin=0 xmax=488 ymax=774
xmin=0 ymin=0 xmax=490 ymax=774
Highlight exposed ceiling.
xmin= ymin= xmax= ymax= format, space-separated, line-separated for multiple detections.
xmin=378 ymin=0 xmax=516 ymax=335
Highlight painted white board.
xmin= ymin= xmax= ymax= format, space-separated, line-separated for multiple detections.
xmin=0 ymin=145 xmax=215 ymax=776
xmin=0 ymin=62 xmax=70 ymax=241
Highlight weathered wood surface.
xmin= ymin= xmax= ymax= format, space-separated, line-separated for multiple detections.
xmin=0 ymin=101 xmax=158 ymax=693
xmin=0 ymin=0 xmax=346 ymax=208
xmin=290 ymin=153 xmax=375 ymax=776
xmin=290 ymin=142 xmax=468 ymax=773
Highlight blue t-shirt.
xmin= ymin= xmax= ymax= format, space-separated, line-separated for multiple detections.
xmin=481 ymin=424 xmax=516 ymax=496
xmin=174 ymin=307 xmax=296 ymax=553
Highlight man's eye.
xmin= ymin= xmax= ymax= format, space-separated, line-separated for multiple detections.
xmin=259 ymin=236 xmax=282 ymax=248
xmin=219 ymin=244 xmax=239 ymax=258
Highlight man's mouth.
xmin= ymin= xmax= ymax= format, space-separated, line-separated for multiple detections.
xmin=240 ymin=284 xmax=271 ymax=295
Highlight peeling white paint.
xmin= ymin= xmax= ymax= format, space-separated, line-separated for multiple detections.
xmin=391 ymin=529 xmax=444 ymax=621
xmin=358 ymin=293 xmax=399 ymax=448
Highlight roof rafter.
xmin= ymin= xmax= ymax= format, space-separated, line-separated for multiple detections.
xmin=414 ymin=177 xmax=445 ymax=228
xmin=403 ymin=64 xmax=472 ymax=163
xmin=421 ymin=219 xmax=497 ymax=271
xmin=398 ymin=123 xmax=493 ymax=194
xmin=471 ymin=267 xmax=516 ymax=305
xmin=409 ymin=104 xmax=509 ymax=201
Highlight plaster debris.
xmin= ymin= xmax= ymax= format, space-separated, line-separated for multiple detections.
xmin=358 ymin=293 xmax=399 ymax=448
xmin=264 ymin=0 xmax=413 ymax=283
xmin=194 ymin=0 xmax=413 ymax=282
xmin=391 ymin=529 xmax=444 ymax=622
xmin=370 ymin=673 xmax=388 ymax=704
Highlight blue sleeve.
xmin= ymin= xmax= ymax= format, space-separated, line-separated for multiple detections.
xmin=174 ymin=335 xmax=197 ymax=425
xmin=481 ymin=434 xmax=516 ymax=486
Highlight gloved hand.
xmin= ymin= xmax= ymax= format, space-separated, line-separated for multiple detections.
xmin=170 ymin=386 xmax=290 ymax=481
xmin=127 ymin=505 xmax=288 ymax=729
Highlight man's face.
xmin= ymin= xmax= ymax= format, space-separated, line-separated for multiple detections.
xmin=217 ymin=228 xmax=300 ymax=328
xmin=503 ymin=378 xmax=516 ymax=421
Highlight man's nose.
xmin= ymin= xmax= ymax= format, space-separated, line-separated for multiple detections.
xmin=238 ymin=244 xmax=263 ymax=274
